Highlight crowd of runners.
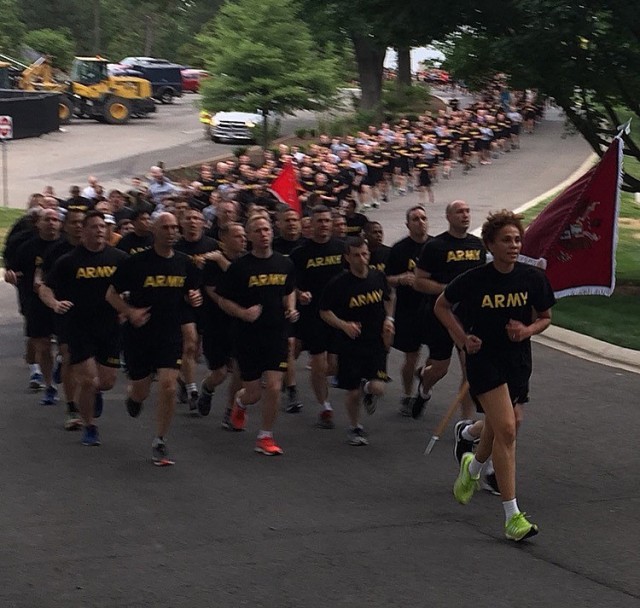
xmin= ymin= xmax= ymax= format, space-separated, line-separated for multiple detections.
xmin=2 ymin=90 xmax=553 ymax=542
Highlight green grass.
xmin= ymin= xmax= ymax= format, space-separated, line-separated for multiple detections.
xmin=551 ymin=295 xmax=640 ymax=351
xmin=0 ymin=207 xmax=25 ymax=266
xmin=522 ymin=192 xmax=640 ymax=349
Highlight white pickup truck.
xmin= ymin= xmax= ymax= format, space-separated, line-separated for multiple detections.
xmin=202 ymin=110 xmax=263 ymax=143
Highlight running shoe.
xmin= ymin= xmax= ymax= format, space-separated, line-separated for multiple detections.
xmin=40 ymin=385 xmax=58 ymax=406
xmin=453 ymin=452 xmax=479 ymax=505
xmin=285 ymin=388 xmax=303 ymax=413
xmin=126 ymin=397 xmax=142 ymax=418
xmin=188 ymin=390 xmax=199 ymax=414
xmin=64 ymin=412 xmax=82 ymax=431
xmin=348 ymin=427 xmax=369 ymax=446
xmin=316 ymin=409 xmax=335 ymax=429
xmin=229 ymin=402 xmax=246 ymax=431
xmin=221 ymin=407 xmax=233 ymax=430
xmin=362 ymin=386 xmax=378 ymax=416
xmin=94 ymin=391 xmax=104 ymax=419
xmin=29 ymin=372 xmax=45 ymax=392
xmin=197 ymin=383 xmax=213 ymax=417
xmin=52 ymin=355 xmax=62 ymax=385
xmin=399 ymin=396 xmax=414 ymax=417
xmin=453 ymin=419 xmax=474 ymax=465
xmin=81 ymin=424 xmax=101 ymax=446
xmin=411 ymin=383 xmax=432 ymax=419
xmin=480 ymin=472 xmax=501 ymax=496
xmin=152 ymin=439 xmax=175 ymax=467
xmin=505 ymin=512 xmax=539 ymax=541
xmin=254 ymin=436 xmax=284 ymax=456
xmin=176 ymin=377 xmax=188 ymax=404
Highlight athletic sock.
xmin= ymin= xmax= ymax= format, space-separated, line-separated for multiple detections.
xmin=152 ymin=436 xmax=165 ymax=447
xmin=235 ymin=396 xmax=247 ymax=410
xmin=461 ymin=426 xmax=476 ymax=442
xmin=363 ymin=381 xmax=371 ymax=394
xmin=186 ymin=383 xmax=197 ymax=394
xmin=29 ymin=364 xmax=41 ymax=375
xmin=257 ymin=430 xmax=273 ymax=440
xmin=502 ymin=498 xmax=520 ymax=522
xmin=67 ymin=401 xmax=78 ymax=414
xmin=287 ymin=385 xmax=297 ymax=397
xmin=323 ymin=401 xmax=333 ymax=411
xmin=483 ymin=458 xmax=495 ymax=475
xmin=468 ymin=456 xmax=484 ymax=478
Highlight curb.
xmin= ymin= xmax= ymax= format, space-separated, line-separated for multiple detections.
xmin=534 ymin=326 xmax=640 ymax=375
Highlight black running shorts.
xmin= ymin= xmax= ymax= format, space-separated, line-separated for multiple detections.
xmin=235 ymin=329 xmax=288 ymax=382
xmin=336 ymin=346 xmax=388 ymax=391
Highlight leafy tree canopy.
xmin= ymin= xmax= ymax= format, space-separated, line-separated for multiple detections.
xmin=198 ymin=0 xmax=339 ymax=115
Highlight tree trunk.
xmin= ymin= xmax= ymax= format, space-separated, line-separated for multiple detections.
xmin=352 ymin=35 xmax=385 ymax=111
xmin=396 ymin=46 xmax=412 ymax=87
xmin=93 ymin=0 xmax=101 ymax=54
xmin=144 ymin=15 xmax=155 ymax=56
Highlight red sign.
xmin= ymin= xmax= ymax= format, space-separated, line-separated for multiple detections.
xmin=0 ymin=115 xmax=13 ymax=140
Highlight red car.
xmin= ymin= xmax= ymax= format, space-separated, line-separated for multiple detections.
xmin=181 ymin=69 xmax=208 ymax=93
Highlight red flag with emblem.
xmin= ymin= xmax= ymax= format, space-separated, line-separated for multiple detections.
xmin=520 ymin=135 xmax=623 ymax=298
xmin=268 ymin=161 xmax=302 ymax=215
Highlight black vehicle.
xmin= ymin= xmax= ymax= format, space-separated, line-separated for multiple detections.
xmin=114 ymin=60 xmax=183 ymax=104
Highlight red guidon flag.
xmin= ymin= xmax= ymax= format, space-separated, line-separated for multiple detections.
xmin=520 ymin=135 xmax=623 ymax=298
xmin=268 ymin=161 xmax=302 ymax=215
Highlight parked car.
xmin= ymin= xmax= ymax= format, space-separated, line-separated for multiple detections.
xmin=114 ymin=58 xmax=183 ymax=103
xmin=181 ymin=69 xmax=208 ymax=93
xmin=205 ymin=111 xmax=263 ymax=143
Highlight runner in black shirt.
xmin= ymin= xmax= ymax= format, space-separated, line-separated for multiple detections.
xmin=290 ymin=205 xmax=346 ymax=429
xmin=115 ymin=209 xmax=153 ymax=255
xmin=106 ymin=212 xmax=202 ymax=466
xmin=198 ymin=222 xmax=246 ymax=423
xmin=385 ymin=205 xmax=430 ymax=415
xmin=40 ymin=208 xmax=85 ymax=429
xmin=436 ymin=210 xmax=554 ymax=542
xmin=343 ymin=197 xmax=368 ymax=236
xmin=364 ymin=221 xmax=391 ymax=273
xmin=216 ymin=215 xmax=298 ymax=456
xmin=41 ymin=211 xmax=128 ymax=446
xmin=7 ymin=209 xmax=63 ymax=404
xmin=273 ymin=208 xmax=304 ymax=412
xmin=320 ymin=237 xmax=394 ymax=446
xmin=174 ymin=208 xmax=218 ymax=412
xmin=413 ymin=200 xmax=486 ymax=421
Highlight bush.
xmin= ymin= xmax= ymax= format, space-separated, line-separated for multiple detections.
xmin=233 ymin=146 xmax=248 ymax=157
xmin=381 ymin=82 xmax=432 ymax=118
xmin=295 ymin=128 xmax=307 ymax=139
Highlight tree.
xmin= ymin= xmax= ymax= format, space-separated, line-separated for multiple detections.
xmin=23 ymin=28 xmax=75 ymax=69
xmin=198 ymin=0 xmax=339 ymax=147
xmin=440 ymin=1 xmax=640 ymax=191
xmin=0 ymin=0 xmax=26 ymax=56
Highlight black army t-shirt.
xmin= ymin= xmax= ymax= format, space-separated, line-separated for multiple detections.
xmin=116 ymin=231 xmax=153 ymax=255
xmin=47 ymin=245 xmax=128 ymax=323
xmin=110 ymin=249 xmax=199 ymax=336
xmin=386 ymin=236 xmax=427 ymax=311
xmin=273 ymin=236 xmax=303 ymax=256
xmin=320 ymin=268 xmax=390 ymax=354
xmin=216 ymin=252 xmax=295 ymax=336
xmin=174 ymin=235 xmax=218 ymax=283
xmin=369 ymin=244 xmax=391 ymax=273
xmin=444 ymin=262 xmax=555 ymax=352
xmin=417 ymin=231 xmax=486 ymax=309
xmin=290 ymin=238 xmax=345 ymax=312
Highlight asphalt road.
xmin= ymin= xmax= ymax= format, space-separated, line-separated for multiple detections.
xmin=1 ymin=96 xmax=638 ymax=607
xmin=0 ymin=322 xmax=638 ymax=607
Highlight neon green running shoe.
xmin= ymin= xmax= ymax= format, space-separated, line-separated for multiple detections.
xmin=453 ymin=452 xmax=479 ymax=504
xmin=505 ymin=512 xmax=539 ymax=541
